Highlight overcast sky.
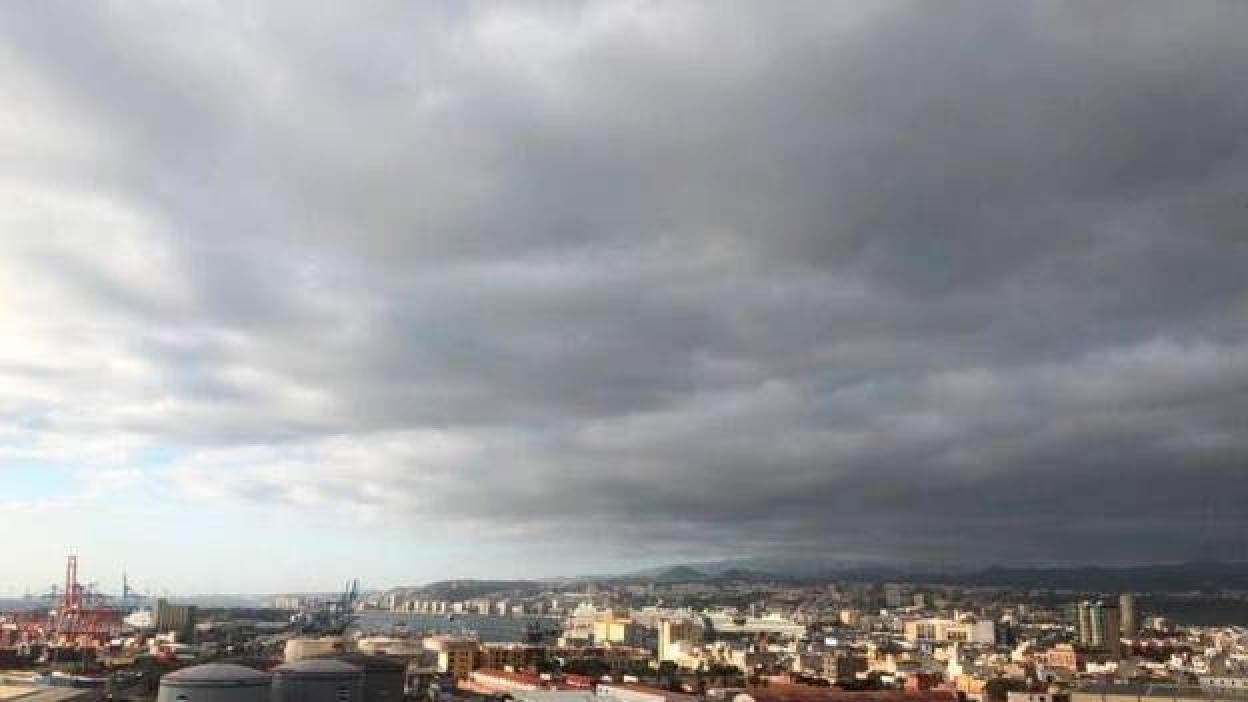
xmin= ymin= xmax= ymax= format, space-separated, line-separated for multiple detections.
xmin=2 ymin=1 xmax=1247 ymax=594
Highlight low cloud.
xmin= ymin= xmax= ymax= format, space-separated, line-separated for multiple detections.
xmin=1 ymin=0 xmax=1246 ymax=567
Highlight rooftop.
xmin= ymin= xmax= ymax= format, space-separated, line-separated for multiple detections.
xmin=735 ymin=686 xmax=957 ymax=702
xmin=597 ymin=682 xmax=701 ymax=702
xmin=2 ymin=689 xmax=94 ymax=702
xmin=313 ymin=653 xmax=405 ymax=672
xmin=1076 ymin=685 xmax=1248 ymax=700
xmin=163 ymin=664 xmax=271 ymax=686
xmin=274 ymin=659 xmax=364 ymax=677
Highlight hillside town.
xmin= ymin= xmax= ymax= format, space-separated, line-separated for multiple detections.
xmin=5 ymin=560 xmax=1248 ymax=702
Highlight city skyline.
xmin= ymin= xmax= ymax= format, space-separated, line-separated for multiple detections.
xmin=3 ymin=1 xmax=1248 ymax=593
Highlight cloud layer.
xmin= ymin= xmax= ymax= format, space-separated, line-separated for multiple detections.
xmin=2 ymin=0 xmax=1247 ymax=569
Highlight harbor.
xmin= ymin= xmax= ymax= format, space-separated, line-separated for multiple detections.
xmin=351 ymin=612 xmax=562 ymax=644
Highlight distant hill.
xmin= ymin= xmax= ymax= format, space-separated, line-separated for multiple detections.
xmin=628 ymin=556 xmax=911 ymax=580
xmin=617 ymin=559 xmax=1248 ymax=593
xmin=367 ymin=560 xmax=1248 ymax=601
xmin=654 ymin=566 xmax=708 ymax=582
xmin=173 ymin=559 xmax=1248 ymax=611
xmin=927 ymin=562 xmax=1248 ymax=592
xmin=391 ymin=579 xmax=542 ymax=600
xmin=713 ymin=568 xmax=776 ymax=583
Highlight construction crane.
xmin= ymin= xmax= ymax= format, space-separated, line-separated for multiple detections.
xmin=293 ymin=578 xmax=360 ymax=635
xmin=52 ymin=554 xmax=123 ymax=646
xmin=338 ymin=579 xmax=360 ymax=614
xmin=328 ymin=578 xmax=360 ymax=634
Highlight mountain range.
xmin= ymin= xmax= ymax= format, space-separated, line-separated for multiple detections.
xmin=622 ymin=558 xmax=1248 ymax=592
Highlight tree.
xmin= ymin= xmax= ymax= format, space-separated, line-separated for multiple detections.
xmin=564 ymin=658 xmax=611 ymax=678
xmin=984 ymin=678 xmax=1026 ymax=702
xmin=535 ymin=659 xmax=560 ymax=675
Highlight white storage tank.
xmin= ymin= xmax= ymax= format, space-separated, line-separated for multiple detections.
xmin=157 ymin=663 xmax=271 ymax=702
xmin=285 ymin=637 xmax=346 ymax=663
xmin=272 ymin=659 xmax=364 ymax=702
xmin=319 ymin=654 xmax=405 ymax=702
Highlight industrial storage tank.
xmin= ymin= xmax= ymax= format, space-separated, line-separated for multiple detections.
xmin=316 ymin=653 xmax=406 ymax=702
xmin=157 ymin=663 xmax=271 ymax=702
xmin=285 ymin=637 xmax=346 ymax=663
xmin=272 ymin=659 xmax=364 ymax=702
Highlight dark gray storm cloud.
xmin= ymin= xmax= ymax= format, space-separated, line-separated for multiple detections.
xmin=2 ymin=0 xmax=1247 ymax=567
